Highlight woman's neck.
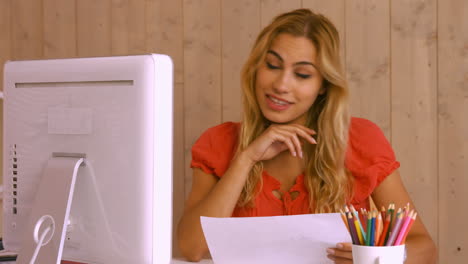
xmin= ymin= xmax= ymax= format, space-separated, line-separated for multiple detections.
xmin=263 ymin=151 xmax=305 ymax=186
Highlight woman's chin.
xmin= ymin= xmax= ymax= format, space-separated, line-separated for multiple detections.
xmin=263 ymin=114 xmax=304 ymax=125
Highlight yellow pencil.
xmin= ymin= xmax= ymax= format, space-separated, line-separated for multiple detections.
xmin=353 ymin=214 xmax=364 ymax=245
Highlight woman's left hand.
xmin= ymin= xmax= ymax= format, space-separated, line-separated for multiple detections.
xmin=326 ymin=243 xmax=353 ymax=263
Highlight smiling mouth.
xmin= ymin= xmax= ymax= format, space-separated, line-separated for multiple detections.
xmin=267 ymin=95 xmax=291 ymax=105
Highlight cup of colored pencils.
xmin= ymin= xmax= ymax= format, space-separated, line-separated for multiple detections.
xmin=339 ymin=203 xmax=416 ymax=264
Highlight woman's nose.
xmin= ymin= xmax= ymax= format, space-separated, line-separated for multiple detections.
xmin=272 ymin=71 xmax=291 ymax=93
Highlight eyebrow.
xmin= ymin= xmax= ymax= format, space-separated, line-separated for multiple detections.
xmin=267 ymin=50 xmax=318 ymax=69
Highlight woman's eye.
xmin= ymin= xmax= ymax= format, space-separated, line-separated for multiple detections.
xmin=296 ymin=73 xmax=311 ymax=79
xmin=266 ymin=62 xmax=280 ymax=69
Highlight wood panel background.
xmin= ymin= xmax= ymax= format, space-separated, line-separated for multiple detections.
xmin=0 ymin=0 xmax=466 ymax=262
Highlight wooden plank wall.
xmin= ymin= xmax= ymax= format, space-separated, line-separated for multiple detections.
xmin=438 ymin=1 xmax=468 ymax=263
xmin=0 ymin=0 xmax=466 ymax=262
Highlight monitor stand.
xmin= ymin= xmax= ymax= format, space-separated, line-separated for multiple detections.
xmin=16 ymin=154 xmax=84 ymax=264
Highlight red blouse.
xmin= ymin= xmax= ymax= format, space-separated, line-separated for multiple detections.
xmin=190 ymin=117 xmax=400 ymax=217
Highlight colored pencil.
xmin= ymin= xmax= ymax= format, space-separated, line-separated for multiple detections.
xmin=386 ymin=213 xmax=404 ymax=246
xmin=347 ymin=212 xmax=359 ymax=245
xmin=381 ymin=205 xmax=386 ymax=221
xmin=353 ymin=214 xmax=364 ymax=245
xmin=366 ymin=213 xmax=372 ymax=246
xmin=345 ymin=205 xmax=351 ymax=219
xmin=394 ymin=210 xmax=414 ymax=245
xmin=369 ymin=211 xmax=376 ymax=246
xmin=378 ymin=214 xmax=391 ymax=246
xmin=374 ymin=212 xmax=383 ymax=246
xmin=340 ymin=209 xmax=350 ymax=232
xmin=350 ymin=205 xmax=366 ymax=239
xmin=342 ymin=203 xmax=418 ymax=247
xmin=401 ymin=212 xmax=417 ymax=244
xmin=360 ymin=208 xmax=367 ymax=233
xmin=405 ymin=203 xmax=410 ymax=217
xmin=385 ymin=203 xmax=395 ymax=242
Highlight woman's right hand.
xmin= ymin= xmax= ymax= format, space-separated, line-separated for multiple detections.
xmin=243 ymin=124 xmax=317 ymax=163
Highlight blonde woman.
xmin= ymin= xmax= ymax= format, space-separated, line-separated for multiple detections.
xmin=177 ymin=8 xmax=436 ymax=263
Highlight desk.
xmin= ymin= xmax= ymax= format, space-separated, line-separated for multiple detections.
xmin=1 ymin=259 xmax=213 ymax=264
xmin=171 ymin=259 xmax=213 ymax=264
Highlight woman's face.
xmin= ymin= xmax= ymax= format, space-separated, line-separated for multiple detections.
xmin=255 ymin=33 xmax=324 ymax=125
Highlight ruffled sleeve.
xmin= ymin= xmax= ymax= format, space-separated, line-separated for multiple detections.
xmin=190 ymin=122 xmax=240 ymax=178
xmin=345 ymin=118 xmax=400 ymax=204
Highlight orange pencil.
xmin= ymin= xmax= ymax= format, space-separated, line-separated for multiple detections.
xmin=374 ymin=212 xmax=383 ymax=245
xmin=340 ymin=209 xmax=350 ymax=232
xmin=378 ymin=214 xmax=391 ymax=246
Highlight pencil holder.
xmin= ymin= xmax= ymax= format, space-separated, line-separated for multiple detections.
xmin=352 ymin=244 xmax=405 ymax=264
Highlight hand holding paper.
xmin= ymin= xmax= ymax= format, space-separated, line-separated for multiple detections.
xmin=201 ymin=213 xmax=351 ymax=264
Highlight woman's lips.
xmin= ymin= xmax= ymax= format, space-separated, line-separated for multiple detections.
xmin=265 ymin=94 xmax=292 ymax=111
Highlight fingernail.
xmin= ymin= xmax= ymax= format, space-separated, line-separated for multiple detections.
xmin=336 ymin=243 xmax=343 ymax=249
xmin=326 ymin=248 xmax=335 ymax=255
xmin=292 ymin=151 xmax=297 ymax=157
xmin=300 ymin=151 xmax=303 ymax=158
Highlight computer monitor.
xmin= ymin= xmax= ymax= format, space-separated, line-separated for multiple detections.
xmin=2 ymin=54 xmax=173 ymax=263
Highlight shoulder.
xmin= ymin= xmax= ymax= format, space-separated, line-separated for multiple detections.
xmin=194 ymin=122 xmax=240 ymax=152
xmin=346 ymin=117 xmax=400 ymax=203
xmin=349 ymin=117 xmax=384 ymax=139
xmin=348 ymin=117 xmax=391 ymax=154
xmin=191 ymin=122 xmax=240 ymax=177
xmin=200 ymin=122 xmax=241 ymax=141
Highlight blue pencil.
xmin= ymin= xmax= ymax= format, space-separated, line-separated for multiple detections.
xmin=369 ymin=211 xmax=376 ymax=246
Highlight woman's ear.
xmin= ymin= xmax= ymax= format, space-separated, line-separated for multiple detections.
xmin=319 ymin=79 xmax=329 ymax=95
xmin=318 ymin=86 xmax=326 ymax=95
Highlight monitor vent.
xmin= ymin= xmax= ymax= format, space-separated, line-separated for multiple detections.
xmin=10 ymin=144 xmax=18 ymax=215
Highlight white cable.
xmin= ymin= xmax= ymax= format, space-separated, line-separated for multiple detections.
xmin=29 ymin=226 xmax=51 ymax=264
xmin=25 ymin=158 xmax=119 ymax=263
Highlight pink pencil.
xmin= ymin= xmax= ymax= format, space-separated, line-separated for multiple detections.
xmin=400 ymin=212 xmax=418 ymax=245
xmin=394 ymin=210 xmax=414 ymax=245
xmin=385 ymin=213 xmax=404 ymax=246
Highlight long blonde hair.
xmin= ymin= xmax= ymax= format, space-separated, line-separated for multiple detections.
xmin=237 ymin=8 xmax=352 ymax=213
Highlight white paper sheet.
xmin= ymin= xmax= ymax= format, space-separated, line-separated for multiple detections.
xmin=201 ymin=213 xmax=351 ymax=264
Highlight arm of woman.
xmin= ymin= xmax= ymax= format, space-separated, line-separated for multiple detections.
xmin=177 ymin=124 xmax=316 ymax=261
xmin=371 ymin=169 xmax=437 ymax=263
xmin=177 ymin=153 xmax=255 ymax=262
xmin=327 ymin=170 xmax=437 ymax=263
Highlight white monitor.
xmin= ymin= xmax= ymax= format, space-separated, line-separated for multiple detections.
xmin=2 ymin=54 xmax=173 ymax=263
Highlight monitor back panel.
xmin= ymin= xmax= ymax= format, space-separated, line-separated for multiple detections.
xmin=3 ymin=55 xmax=173 ymax=263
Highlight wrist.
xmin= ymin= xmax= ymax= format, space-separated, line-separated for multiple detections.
xmin=234 ymin=150 xmax=257 ymax=168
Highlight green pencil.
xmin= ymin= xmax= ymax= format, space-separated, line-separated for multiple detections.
xmin=366 ymin=213 xmax=372 ymax=246
xmin=385 ymin=203 xmax=395 ymax=243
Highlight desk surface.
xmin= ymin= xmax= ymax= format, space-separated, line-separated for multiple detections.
xmin=1 ymin=259 xmax=213 ymax=264
xmin=172 ymin=259 xmax=213 ymax=264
